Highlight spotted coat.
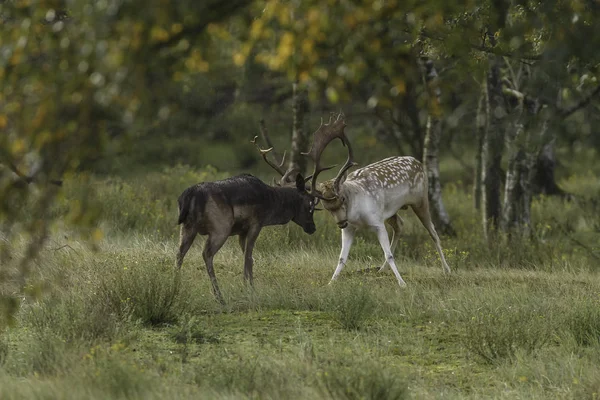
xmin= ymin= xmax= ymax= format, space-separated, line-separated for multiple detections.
xmin=318 ymin=155 xmax=451 ymax=287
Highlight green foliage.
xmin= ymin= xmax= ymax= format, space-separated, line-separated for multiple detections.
xmin=564 ymin=298 xmax=600 ymax=347
xmin=54 ymin=165 xmax=225 ymax=238
xmin=98 ymin=255 xmax=185 ymax=326
xmin=320 ymin=363 xmax=408 ymax=400
xmin=83 ymin=347 xmax=159 ymax=400
xmin=462 ymin=294 xmax=555 ymax=364
xmin=169 ymin=315 xmax=220 ymax=346
xmin=0 ymin=0 xmax=251 ymax=327
xmin=1 ymin=3 xmax=600 ymax=397
xmin=22 ymin=293 xmax=122 ymax=344
xmin=0 ymin=334 xmax=8 ymax=368
xmin=330 ymin=283 xmax=375 ymax=331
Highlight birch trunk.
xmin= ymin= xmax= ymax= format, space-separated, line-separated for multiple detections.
xmin=481 ymin=54 xmax=505 ymax=237
xmin=474 ymin=80 xmax=486 ymax=210
xmin=288 ymin=82 xmax=308 ymax=176
xmin=500 ymin=89 xmax=546 ymax=236
xmin=422 ymin=59 xmax=455 ymax=236
xmin=501 ymin=121 xmax=534 ymax=236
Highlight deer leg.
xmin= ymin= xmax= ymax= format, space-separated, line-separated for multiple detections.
xmin=329 ymin=226 xmax=356 ymax=284
xmin=411 ymin=203 xmax=451 ymax=274
xmin=176 ymin=224 xmax=197 ymax=270
xmin=373 ymin=224 xmax=406 ymax=287
xmin=238 ymin=231 xmax=247 ymax=253
xmin=202 ymin=232 xmax=229 ymax=304
xmin=379 ymin=215 xmax=403 ymax=272
xmin=243 ymin=227 xmax=261 ymax=285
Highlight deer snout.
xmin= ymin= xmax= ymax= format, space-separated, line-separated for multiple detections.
xmin=337 ymin=220 xmax=348 ymax=229
xmin=305 ymin=224 xmax=317 ymax=234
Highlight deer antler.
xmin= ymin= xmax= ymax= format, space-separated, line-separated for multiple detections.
xmin=251 ymin=135 xmax=287 ymax=178
xmin=252 ymin=119 xmax=300 ymax=186
xmin=303 ymin=112 xmax=356 ymax=200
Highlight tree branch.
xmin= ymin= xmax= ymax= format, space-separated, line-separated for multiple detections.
xmin=5 ymin=161 xmax=63 ymax=187
xmin=559 ymin=85 xmax=600 ymax=119
xmin=152 ymin=0 xmax=253 ymax=52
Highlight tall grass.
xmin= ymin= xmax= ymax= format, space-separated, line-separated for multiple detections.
xmin=1 ymin=155 xmax=599 ymax=398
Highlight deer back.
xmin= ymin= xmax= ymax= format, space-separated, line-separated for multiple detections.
xmin=319 ymin=156 xmax=428 ymax=217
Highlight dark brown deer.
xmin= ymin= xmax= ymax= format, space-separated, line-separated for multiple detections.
xmin=176 ymin=138 xmax=317 ymax=304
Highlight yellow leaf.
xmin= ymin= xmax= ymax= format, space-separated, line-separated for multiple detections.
xmin=307 ymin=8 xmax=320 ymax=24
xmin=198 ymin=60 xmax=209 ymax=72
xmin=150 ymin=26 xmax=169 ymax=42
xmin=92 ymin=228 xmax=104 ymax=242
xmin=0 ymin=114 xmax=7 ymax=129
xmin=343 ymin=14 xmax=357 ymax=28
xmin=11 ymin=138 xmax=26 ymax=154
xmin=35 ymin=131 xmax=53 ymax=147
xmin=370 ymin=39 xmax=381 ymax=52
xmin=301 ymin=38 xmax=314 ymax=55
xmin=299 ymin=71 xmax=310 ymax=83
xmin=393 ymin=80 xmax=406 ymax=95
xmin=250 ymin=19 xmax=264 ymax=40
xmin=326 ymin=87 xmax=339 ymax=103
xmin=233 ymin=52 xmax=246 ymax=66
xmin=171 ymin=23 xmax=183 ymax=34
xmin=277 ymin=4 xmax=291 ymax=25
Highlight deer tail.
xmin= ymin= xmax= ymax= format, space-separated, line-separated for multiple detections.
xmin=177 ymin=188 xmax=195 ymax=225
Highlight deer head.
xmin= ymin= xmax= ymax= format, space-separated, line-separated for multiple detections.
xmin=303 ymin=112 xmax=356 ymax=205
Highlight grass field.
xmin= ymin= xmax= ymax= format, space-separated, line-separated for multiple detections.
xmin=1 ymin=152 xmax=600 ymax=399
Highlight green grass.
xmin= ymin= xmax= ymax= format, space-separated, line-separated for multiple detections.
xmin=1 ymin=151 xmax=600 ymax=399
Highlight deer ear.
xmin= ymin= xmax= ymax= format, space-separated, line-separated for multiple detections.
xmin=295 ymin=173 xmax=306 ymax=191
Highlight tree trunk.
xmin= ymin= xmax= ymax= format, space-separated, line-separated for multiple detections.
xmin=422 ymin=59 xmax=455 ymax=236
xmin=288 ymin=82 xmax=308 ymax=176
xmin=531 ymin=139 xmax=568 ymax=197
xmin=500 ymin=86 xmax=548 ymax=236
xmin=474 ymin=80 xmax=486 ymax=210
xmin=501 ymin=120 xmax=534 ymax=236
xmin=481 ymin=53 xmax=505 ymax=238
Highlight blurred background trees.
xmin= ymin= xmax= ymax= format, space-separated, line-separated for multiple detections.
xmin=2 ymin=0 xmax=600 ymax=321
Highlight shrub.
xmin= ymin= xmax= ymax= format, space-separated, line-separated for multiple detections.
xmin=82 ymin=344 xmax=159 ymax=399
xmin=462 ymin=296 xmax=554 ymax=364
xmin=330 ymin=283 xmax=375 ymax=331
xmin=22 ymin=293 xmax=122 ymax=343
xmin=563 ymin=298 xmax=600 ymax=346
xmin=99 ymin=256 xmax=184 ymax=326
xmin=191 ymin=353 xmax=303 ymax=399
xmin=320 ymin=363 xmax=408 ymax=400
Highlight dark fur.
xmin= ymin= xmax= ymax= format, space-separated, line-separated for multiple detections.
xmin=176 ymin=173 xmax=316 ymax=304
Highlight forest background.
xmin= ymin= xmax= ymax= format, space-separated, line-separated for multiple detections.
xmin=1 ymin=1 xmax=600 ymax=398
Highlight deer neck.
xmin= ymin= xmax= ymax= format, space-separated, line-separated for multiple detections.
xmin=262 ymin=187 xmax=299 ymax=226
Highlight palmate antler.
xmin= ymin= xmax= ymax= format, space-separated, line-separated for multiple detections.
xmin=251 ymin=135 xmax=286 ymax=174
xmin=303 ymin=112 xmax=356 ymax=200
xmin=251 ymin=120 xmax=297 ymax=186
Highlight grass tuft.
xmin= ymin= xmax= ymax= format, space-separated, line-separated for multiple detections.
xmin=330 ymin=283 xmax=376 ymax=331
xmin=320 ymin=362 xmax=408 ymax=400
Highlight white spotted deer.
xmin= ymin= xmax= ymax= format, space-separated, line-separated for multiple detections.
xmin=304 ymin=113 xmax=451 ymax=286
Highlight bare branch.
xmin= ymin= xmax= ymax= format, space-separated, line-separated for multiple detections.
xmin=559 ymin=85 xmax=600 ymax=119
xmin=5 ymin=161 xmax=62 ymax=186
